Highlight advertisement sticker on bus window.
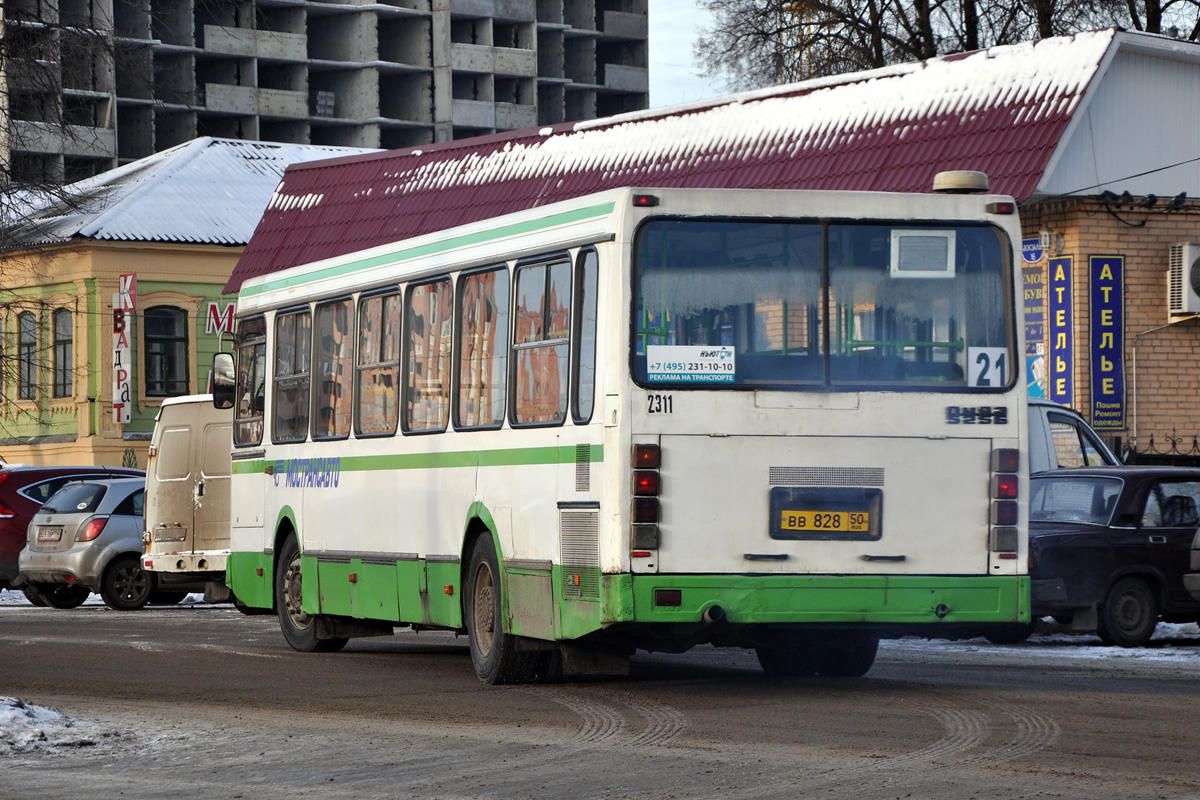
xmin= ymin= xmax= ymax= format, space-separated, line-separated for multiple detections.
xmin=647 ymin=345 xmax=736 ymax=383
xmin=967 ymin=346 xmax=1008 ymax=388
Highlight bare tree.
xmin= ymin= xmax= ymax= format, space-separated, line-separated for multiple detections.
xmin=696 ymin=0 xmax=1200 ymax=88
xmin=0 ymin=0 xmax=128 ymax=434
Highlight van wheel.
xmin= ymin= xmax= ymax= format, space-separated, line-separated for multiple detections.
xmin=1097 ymin=577 xmax=1157 ymax=647
xmin=465 ymin=533 xmax=537 ymax=684
xmin=275 ymin=534 xmax=347 ymax=653
xmin=101 ymin=555 xmax=154 ymax=610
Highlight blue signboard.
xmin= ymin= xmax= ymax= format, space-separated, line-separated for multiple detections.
xmin=1048 ymin=256 xmax=1073 ymax=406
xmin=1022 ymin=237 xmax=1044 ymax=265
xmin=1089 ymin=255 xmax=1126 ymax=430
xmin=1023 ymin=264 xmax=1046 ymax=398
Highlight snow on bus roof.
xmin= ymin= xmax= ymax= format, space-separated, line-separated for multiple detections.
xmin=228 ymin=29 xmax=1120 ymax=294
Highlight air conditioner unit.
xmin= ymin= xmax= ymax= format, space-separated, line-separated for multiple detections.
xmin=1167 ymin=242 xmax=1200 ymax=314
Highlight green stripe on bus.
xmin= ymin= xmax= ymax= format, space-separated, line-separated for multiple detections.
xmin=231 ymin=443 xmax=603 ymax=475
xmin=242 ymin=201 xmax=617 ymax=298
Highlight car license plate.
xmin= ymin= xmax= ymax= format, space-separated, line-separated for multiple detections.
xmin=779 ymin=510 xmax=870 ymax=533
xmin=36 ymin=526 xmax=63 ymax=542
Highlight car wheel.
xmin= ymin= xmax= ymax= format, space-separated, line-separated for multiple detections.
xmin=984 ymin=622 xmax=1036 ymax=645
xmin=465 ymin=533 xmax=538 ymax=684
xmin=100 ymin=554 xmax=154 ymax=610
xmin=275 ymin=533 xmax=347 ymax=653
xmin=40 ymin=585 xmax=91 ymax=609
xmin=149 ymin=590 xmax=188 ymax=605
xmin=1097 ymin=577 xmax=1158 ymax=647
xmin=21 ymin=585 xmax=49 ymax=607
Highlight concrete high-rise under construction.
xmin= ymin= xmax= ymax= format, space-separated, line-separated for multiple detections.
xmin=1 ymin=0 xmax=648 ymax=185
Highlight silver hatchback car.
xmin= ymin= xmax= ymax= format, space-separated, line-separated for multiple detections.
xmin=17 ymin=478 xmax=157 ymax=610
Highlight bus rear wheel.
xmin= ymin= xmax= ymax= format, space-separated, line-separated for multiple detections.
xmin=276 ymin=534 xmax=347 ymax=653
xmin=466 ymin=533 xmax=538 ymax=685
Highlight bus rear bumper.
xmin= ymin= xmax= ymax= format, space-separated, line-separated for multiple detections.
xmin=615 ymin=573 xmax=1031 ymax=628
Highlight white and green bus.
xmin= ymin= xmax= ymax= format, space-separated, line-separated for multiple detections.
xmin=213 ymin=177 xmax=1030 ymax=683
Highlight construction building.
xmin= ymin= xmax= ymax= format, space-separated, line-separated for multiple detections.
xmin=0 ymin=0 xmax=648 ymax=185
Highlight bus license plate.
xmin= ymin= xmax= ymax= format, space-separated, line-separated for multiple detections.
xmin=779 ymin=510 xmax=870 ymax=533
xmin=769 ymin=486 xmax=882 ymax=541
xmin=36 ymin=526 xmax=63 ymax=542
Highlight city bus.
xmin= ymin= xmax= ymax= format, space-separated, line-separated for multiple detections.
xmin=213 ymin=176 xmax=1030 ymax=683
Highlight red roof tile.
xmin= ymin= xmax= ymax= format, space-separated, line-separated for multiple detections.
xmin=227 ymin=30 xmax=1118 ymax=293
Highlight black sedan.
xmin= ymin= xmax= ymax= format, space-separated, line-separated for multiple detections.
xmin=1029 ymin=466 xmax=1200 ymax=647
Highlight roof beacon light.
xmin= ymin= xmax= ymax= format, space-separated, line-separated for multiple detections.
xmin=932 ymin=171 xmax=989 ymax=194
xmin=632 ymin=194 xmax=659 ymax=208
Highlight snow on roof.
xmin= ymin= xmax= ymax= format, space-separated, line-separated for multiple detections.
xmin=226 ymin=28 xmax=1156 ymax=293
xmin=4 ymin=138 xmax=378 ymax=248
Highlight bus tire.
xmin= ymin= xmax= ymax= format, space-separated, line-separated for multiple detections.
xmin=815 ymin=633 xmax=879 ymax=677
xmin=755 ymin=634 xmax=820 ymax=677
xmin=466 ymin=533 xmax=537 ymax=685
xmin=276 ymin=534 xmax=348 ymax=653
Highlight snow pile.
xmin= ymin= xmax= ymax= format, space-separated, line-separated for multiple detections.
xmin=0 ymin=697 xmax=105 ymax=754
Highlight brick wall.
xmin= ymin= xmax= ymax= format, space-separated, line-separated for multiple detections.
xmin=1021 ymin=198 xmax=1200 ymax=453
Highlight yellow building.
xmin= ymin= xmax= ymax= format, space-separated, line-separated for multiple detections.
xmin=0 ymin=138 xmax=372 ymax=468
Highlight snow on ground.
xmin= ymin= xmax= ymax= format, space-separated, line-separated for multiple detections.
xmin=0 ymin=696 xmax=124 ymax=754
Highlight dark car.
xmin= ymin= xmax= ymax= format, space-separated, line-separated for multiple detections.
xmin=1029 ymin=466 xmax=1200 ymax=647
xmin=0 ymin=464 xmax=144 ymax=590
xmin=1184 ymin=529 xmax=1200 ymax=603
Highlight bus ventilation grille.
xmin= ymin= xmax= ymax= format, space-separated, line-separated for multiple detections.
xmin=575 ymin=444 xmax=591 ymax=492
xmin=769 ymin=466 xmax=886 ymax=487
xmin=560 ymin=509 xmax=600 ymax=601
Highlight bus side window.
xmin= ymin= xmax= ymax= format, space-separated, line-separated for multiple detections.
xmin=356 ymin=291 xmax=402 ymax=436
xmin=273 ymin=309 xmax=311 ymax=443
xmin=572 ymin=249 xmax=598 ymax=424
xmin=404 ymin=278 xmax=453 ymax=432
xmin=513 ymin=259 xmax=570 ymax=425
xmin=313 ymin=298 xmax=354 ymax=440
xmin=456 ymin=267 xmax=509 ymax=429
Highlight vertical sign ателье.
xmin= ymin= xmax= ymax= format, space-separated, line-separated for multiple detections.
xmin=112 ymin=274 xmax=136 ymax=424
xmin=1089 ymin=255 xmax=1125 ymax=430
xmin=1047 ymin=256 xmax=1073 ymax=406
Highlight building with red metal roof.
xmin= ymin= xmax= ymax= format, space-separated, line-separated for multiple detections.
xmin=227 ymin=27 xmax=1200 ymax=458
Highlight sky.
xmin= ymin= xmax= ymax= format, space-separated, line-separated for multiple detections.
xmin=648 ymin=1 xmax=725 ymax=108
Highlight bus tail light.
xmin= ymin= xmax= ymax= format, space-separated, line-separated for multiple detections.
xmin=989 ymin=447 xmax=1019 ymax=556
xmin=632 ymin=443 xmax=661 ymax=551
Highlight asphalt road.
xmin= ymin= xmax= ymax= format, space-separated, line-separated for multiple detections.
xmin=2 ymin=601 xmax=1199 ymax=800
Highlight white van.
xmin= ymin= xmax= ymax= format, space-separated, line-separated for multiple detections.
xmin=142 ymin=394 xmax=232 ymax=602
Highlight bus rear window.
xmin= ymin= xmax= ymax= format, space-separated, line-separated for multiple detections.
xmin=633 ymin=219 xmax=1014 ymax=391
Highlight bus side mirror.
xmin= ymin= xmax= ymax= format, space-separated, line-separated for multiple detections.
xmin=212 ymin=352 xmax=235 ymax=410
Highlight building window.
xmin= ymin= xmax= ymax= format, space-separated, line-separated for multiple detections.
xmin=145 ymin=306 xmax=189 ymax=397
xmin=18 ymin=312 xmax=38 ymax=401
xmin=52 ymin=309 xmax=73 ymax=398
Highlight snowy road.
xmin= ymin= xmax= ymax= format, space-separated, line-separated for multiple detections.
xmin=1 ymin=589 xmax=1199 ymax=799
